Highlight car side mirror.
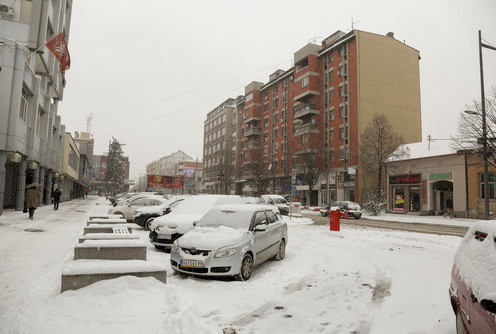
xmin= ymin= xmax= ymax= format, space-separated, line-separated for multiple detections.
xmin=254 ymin=224 xmax=267 ymax=232
xmin=481 ymin=299 xmax=496 ymax=314
xmin=193 ymin=221 xmax=198 ymax=226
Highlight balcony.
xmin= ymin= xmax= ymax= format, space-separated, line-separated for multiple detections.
xmin=294 ymin=104 xmax=319 ymax=119
xmin=294 ymin=122 xmax=319 ymax=135
xmin=243 ymin=141 xmax=261 ymax=151
xmin=244 ymin=127 xmax=261 ymax=137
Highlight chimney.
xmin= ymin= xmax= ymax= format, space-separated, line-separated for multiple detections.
xmin=386 ymin=32 xmax=395 ymax=39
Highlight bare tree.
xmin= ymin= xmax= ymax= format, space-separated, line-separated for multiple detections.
xmin=243 ymin=149 xmax=267 ymax=196
xmin=451 ymin=86 xmax=496 ymax=167
xmin=211 ymin=149 xmax=236 ymax=194
xmin=294 ymin=138 xmax=327 ymax=205
xmin=360 ymin=114 xmax=408 ymax=200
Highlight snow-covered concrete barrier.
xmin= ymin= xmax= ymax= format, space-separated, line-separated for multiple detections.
xmin=88 ymin=214 xmax=123 ymax=220
xmin=84 ymin=224 xmax=133 ymax=234
xmin=86 ymin=218 xmax=127 ymax=226
xmin=78 ymin=233 xmax=140 ymax=243
xmin=61 ymin=260 xmax=167 ymax=292
xmin=74 ymin=239 xmax=147 ymax=261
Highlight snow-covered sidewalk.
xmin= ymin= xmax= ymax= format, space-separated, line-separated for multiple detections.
xmin=0 ymin=196 xmax=463 ymax=333
xmin=303 ymin=208 xmax=482 ymax=228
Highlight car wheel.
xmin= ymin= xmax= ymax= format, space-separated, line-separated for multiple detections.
xmin=114 ymin=211 xmax=123 ymax=218
xmin=354 ymin=214 xmax=361 ymax=219
xmin=456 ymin=311 xmax=468 ymax=334
xmin=237 ymin=254 xmax=253 ymax=281
xmin=145 ymin=217 xmax=155 ymax=231
xmin=273 ymin=239 xmax=286 ymax=260
xmin=154 ymin=245 xmax=166 ymax=251
xmin=320 ymin=212 xmax=326 ymax=217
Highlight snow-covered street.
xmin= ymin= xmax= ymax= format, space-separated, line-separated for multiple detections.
xmin=0 ymin=196 xmax=463 ymax=333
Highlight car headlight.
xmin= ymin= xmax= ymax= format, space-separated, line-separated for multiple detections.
xmin=171 ymin=241 xmax=179 ymax=252
xmin=214 ymin=246 xmax=237 ymax=258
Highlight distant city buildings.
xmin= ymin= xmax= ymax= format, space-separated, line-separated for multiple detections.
xmin=144 ymin=150 xmax=203 ymax=195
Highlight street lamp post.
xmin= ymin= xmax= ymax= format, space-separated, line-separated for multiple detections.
xmin=477 ymin=30 xmax=496 ymax=219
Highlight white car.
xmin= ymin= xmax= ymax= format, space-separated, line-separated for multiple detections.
xmin=133 ymin=196 xmax=189 ymax=230
xmin=108 ymin=197 xmax=170 ymax=221
xmin=149 ymin=195 xmax=244 ymax=250
xmin=114 ymin=192 xmax=162 ymax=207
xmin=170 ymin=204 xmax=288 ymax=281
xmin=261 ymin=194 xmax=290 ymax=215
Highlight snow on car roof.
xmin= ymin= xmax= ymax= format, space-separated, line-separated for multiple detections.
xmin=454 ymin=221 xmax=496 ymax=301
xmin=212 ymin=204 xmax=278 ymax=212
xmin=170 ymin=195 xmax=243 ymax=214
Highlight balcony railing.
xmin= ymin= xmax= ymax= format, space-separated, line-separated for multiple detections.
xmin=244 ymin=127 xmax=261 ymax=137
xmin=243 ymin=142 xmax=261 ymax=150
xmin=294 ymin=122 xmax=318 ymax=135
xmin=294 ymin=103 xmax=319 ymax=119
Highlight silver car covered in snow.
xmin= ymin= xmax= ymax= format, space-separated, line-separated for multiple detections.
xmin=170 ymin=204 xmax=288 ymax=281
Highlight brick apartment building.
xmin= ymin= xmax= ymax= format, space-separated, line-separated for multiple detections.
xmin=203 ymin=29 xmax=422 ymax=206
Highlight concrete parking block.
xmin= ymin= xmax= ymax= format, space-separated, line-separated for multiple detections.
xmin=78 ymin=233 xmax=140 ymax=243
xmin=86 ymin=218 xmax=127 ymax=226
xmin=74 ymin=239 xmax=147 ymax=260
xmin=61 ymin=259 xmax=167 ymax=292
xmin=84 ymin=224 xmax=134 ymax=234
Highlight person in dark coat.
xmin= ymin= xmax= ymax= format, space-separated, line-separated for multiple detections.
xmin=52 ymin=188 xmax=62 ymax=210
xmin=25 ymin=185 xmax=39 ymax=220
xmin=444 ymin=196 xmax=454 ymax=219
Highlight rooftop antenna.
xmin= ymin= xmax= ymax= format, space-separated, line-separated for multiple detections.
xmin=86 ymin=112 xmax=93 ymax=135
xmin=351 ymin=17 xmax=359 ymax=30
xmin=308 ymin=37 xmax=322 ymax=44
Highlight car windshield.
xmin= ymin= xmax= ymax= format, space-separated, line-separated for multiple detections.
xmin=271 ymin=198 xmax=288 ymax=205
xmin=348 ymin=203 xmax=361 ymax=210
xmin=197 ymin=209 xmax=253 ymax=230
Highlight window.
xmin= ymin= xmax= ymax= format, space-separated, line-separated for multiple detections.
xmin=301 ymin=76 xmax=309 ymax=88
xmin=254 ymin=211 xmax=267 ymax=226
xmin=20 ymin=88 xmax=29 ymax=122
xmin=35 ymin=108 xmax=44 ymax=136
xmin=246 ymin=92 xmax=253 ymax=102
xmin=301 ymin=134 xmax=308 ymax=144
xmin=480 ymin=173 xmax=496 ymax=199
xmin=266 ymin=210 xmax=277 ymax=224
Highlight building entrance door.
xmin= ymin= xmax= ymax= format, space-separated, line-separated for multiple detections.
xmin=409 ymin=186 xmax=420 ymax=212
xmin=432 ymin=181 xmax=453 ymax=215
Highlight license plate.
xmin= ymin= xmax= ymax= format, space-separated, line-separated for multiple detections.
xmin=180 ymin=260 xmax=204 ymax=268
xmin=158 ymin=233 xmax=171 ymax=240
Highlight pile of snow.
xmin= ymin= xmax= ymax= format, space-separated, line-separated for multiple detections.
xmin=453 ymin=221 xmax=496 ymax=301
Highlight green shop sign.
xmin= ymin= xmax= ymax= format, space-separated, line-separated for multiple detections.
xmin=429 ymin=172 xmax=452 ymax=179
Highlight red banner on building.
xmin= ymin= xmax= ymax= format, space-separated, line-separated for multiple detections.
xmin=148 ymin=175 xmax=182 ymax=189
xmin=45 ymin=32 xmax=71 ymax=72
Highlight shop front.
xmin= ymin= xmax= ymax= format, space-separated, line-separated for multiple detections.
xmin=387 ymin=152 xmax=467 ymax=217
xmin=388 ymin=174 xmax=422 ymax=213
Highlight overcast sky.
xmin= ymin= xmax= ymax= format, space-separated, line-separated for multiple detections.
xmin=60 ymin=0 xmax=496 ymax=179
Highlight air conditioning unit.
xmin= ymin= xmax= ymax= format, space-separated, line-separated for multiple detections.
xmin=0 ymin=4 xmax=15 ymax=19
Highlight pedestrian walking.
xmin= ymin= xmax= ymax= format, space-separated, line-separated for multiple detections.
xmin=52 ymin=188 xmax=62 ymax=210
xmin=444 ymin=196 xmax=453 ymax=219
xmin=24 ymin=185 xmax=39 ymax=220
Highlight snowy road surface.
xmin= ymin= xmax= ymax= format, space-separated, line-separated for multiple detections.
xmin=0 ymin=197 xmax=461 ymax=333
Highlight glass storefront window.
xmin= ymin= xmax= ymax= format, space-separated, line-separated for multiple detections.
xmin=393 ymin=187 xmax=405 ymax=211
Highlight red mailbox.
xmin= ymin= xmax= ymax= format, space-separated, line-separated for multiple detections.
xmin=330 ymin=207 xmax=340 ymax=231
